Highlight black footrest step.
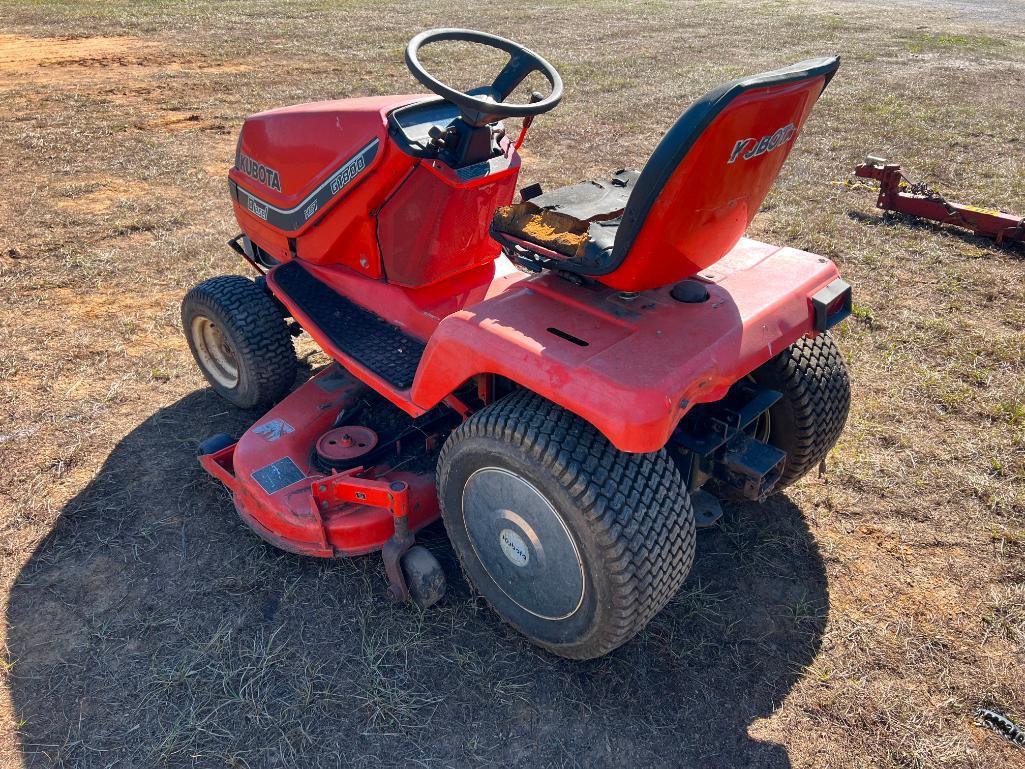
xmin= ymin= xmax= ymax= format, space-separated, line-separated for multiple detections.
xmin=271 ymin=260 xmax=425 ymax=390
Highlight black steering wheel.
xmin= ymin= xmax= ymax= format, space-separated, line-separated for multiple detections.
xmin=405 ymin=28 xmax=563 ymax=128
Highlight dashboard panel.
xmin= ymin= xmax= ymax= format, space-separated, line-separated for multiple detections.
xmin=388 ymin=98 xmax=461 ymax=152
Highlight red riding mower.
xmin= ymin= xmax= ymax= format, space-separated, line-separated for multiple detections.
xmin=183 ymin=29 xmax=851 ymax=659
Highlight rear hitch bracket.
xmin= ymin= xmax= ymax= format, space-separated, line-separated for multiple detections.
xmin=672 ymin=381 xmax=786 ymax=501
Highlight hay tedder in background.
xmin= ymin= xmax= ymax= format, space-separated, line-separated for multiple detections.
xmin=854 ymin=156 xmax=1024 ymax=246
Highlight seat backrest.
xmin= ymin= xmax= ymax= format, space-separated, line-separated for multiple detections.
xmin=586 ymin=57 xmax=839 ymax=291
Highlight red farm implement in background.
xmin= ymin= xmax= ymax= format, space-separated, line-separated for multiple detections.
xmin=854 ymin=156 xmax=1025 ymax=245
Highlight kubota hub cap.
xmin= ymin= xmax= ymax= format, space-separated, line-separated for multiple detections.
xmin=462 ymin=468 xmax=584 ymax=620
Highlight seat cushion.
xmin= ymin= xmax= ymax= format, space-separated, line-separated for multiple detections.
xmin=492 ymin=170 xmax=638 ymax=259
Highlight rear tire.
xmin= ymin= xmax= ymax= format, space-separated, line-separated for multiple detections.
xmin=752 ymin=333 xmax=850 ymax=489
xmin=437 ymin=390 xmax=696 ymax=659
xmin=182 ymin=275 xmax=297 ymax=409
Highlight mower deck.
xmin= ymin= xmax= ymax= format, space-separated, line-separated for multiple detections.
xmin=198 ymin=366 xmax=443 ymax=558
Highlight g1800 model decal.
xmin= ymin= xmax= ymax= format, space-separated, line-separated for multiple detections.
xmin=236 ymin=151 xmax=282 ymax=192
xmin=728 ymin=123 xmax=796 ymax=164
xmin=229 ymin=138 xmax=379 ymax=232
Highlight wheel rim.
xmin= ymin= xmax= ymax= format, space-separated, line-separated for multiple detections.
xmin=462 ymin=467 xmax=584 ymax=620
xmin=190 ymin=315 xmax=240 ymax=388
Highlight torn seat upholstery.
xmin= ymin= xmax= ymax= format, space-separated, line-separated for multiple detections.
xmin=491 ymin=170 xmax=637 ymax=270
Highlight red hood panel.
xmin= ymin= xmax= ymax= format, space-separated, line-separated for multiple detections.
xmin=230 ymin=94 xmax=424 ymax=210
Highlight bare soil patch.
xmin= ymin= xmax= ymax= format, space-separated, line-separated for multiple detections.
xmin=0 ymin=34 xmax=147 ymax=68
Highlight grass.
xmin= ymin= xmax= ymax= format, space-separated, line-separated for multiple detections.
xmin=907 ymin=32 xmax=1008 ymax=53
xmin=0 ymin=0 xmax=1024 ymax=767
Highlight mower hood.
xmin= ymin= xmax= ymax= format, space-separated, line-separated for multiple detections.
xmin=227 ymin=95 xmax=421 ymax=232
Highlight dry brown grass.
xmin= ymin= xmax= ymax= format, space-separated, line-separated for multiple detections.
xmin=0 ymin=1 xmax=1023 ymax=767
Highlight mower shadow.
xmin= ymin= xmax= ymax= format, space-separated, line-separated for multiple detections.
xmin=6 ymin=389 xmax=828 ymax=769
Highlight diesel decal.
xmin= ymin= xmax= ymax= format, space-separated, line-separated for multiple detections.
xmin=728 ymin=123 xmax=796 ymax=164
xmin=236 ymin=150 xmax=282 ymax=192
xmin=230 ymin=138 xmax=380 ymax=232
xmin=247 ymin=196 xmax=269 ymax=221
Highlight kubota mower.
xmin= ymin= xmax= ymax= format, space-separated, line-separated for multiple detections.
xmin=183 ymin=29 xmax=852 ymax=659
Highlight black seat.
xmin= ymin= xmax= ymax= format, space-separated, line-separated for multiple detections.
xmin=520 ymin=169 xmax=639 ymax=222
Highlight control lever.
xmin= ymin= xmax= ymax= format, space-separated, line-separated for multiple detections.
xmin=514 ymin=91 xmax=545 ymax=150
xmin=428 ymin=124 xmax=448 ymax=148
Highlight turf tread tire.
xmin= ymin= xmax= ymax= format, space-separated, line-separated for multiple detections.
xmin=182 ymin=275 xmax=296 ymax=409
xmin=754 ymin=333 xmax=850 ymax=489
xmin=438 ymin=390 xmax=696 ymax=659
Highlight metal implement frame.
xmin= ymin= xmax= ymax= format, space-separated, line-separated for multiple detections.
xmin=854 ymin=159 xmax=1025 ymax=245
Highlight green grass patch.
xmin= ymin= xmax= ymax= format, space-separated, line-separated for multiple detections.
xmin=906 ymin=32 xmax=1004 ymax=53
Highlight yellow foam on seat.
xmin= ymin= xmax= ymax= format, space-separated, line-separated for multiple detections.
xmin=493 ymin=202 xmax=589 ymax=257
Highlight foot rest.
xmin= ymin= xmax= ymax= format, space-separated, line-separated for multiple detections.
xmin=271 ymin=260 xmax=425 ymax=390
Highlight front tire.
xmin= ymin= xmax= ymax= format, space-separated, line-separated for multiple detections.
xmin=437 ymin=391 xmax=696 ymax=659
xmin=182 ymin=275 xmax=297 ymax=409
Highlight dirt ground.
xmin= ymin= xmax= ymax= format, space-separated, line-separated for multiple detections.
xmin=0 ymin=1 xmax=1023 ymax=767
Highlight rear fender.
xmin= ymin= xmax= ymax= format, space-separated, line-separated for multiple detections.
xmin=410 ymin=238 xmax=844 ymax=453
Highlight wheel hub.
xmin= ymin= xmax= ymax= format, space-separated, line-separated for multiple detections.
xmin=498 ymin=528 xmax=530 ymax=567
xmin=462 ymin=467 xmax=584 ymax=620
xmin=190 ymin=316 xmax=239 ymax=388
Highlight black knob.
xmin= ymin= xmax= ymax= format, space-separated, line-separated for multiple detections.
xmin=670 ymin=279 xmax=710 ymax=303
xmin=428 ymin=125 xmax=447 ymax=146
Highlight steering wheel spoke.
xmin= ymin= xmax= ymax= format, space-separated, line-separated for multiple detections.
xmin=490 ymin=51 xmax=535 ymax=101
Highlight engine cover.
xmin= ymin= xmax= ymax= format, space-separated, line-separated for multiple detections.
xmin=228 ymin=94 xmax=521 ymax=285
xmin=228 ymin=95 xmax=423 ymax=272
xmin=229 ymin=94 xmax=420 ymax=223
